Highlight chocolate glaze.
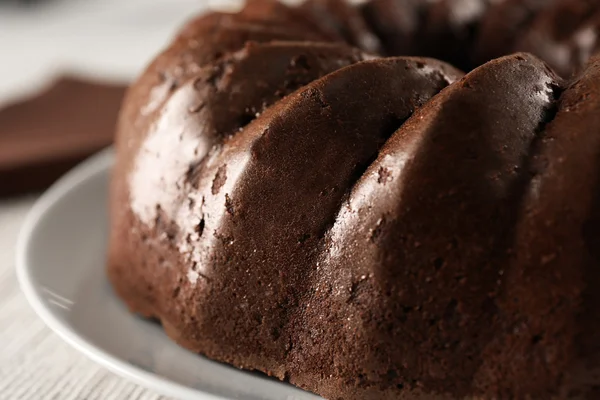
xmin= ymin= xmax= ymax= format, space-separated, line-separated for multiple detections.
xmin=108 ymin=1 xmax=600 ymax=399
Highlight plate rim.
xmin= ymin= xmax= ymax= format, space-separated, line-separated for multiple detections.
xmin=15 ymin=148 xmax=227 ymax=400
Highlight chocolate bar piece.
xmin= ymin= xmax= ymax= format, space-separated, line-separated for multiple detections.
xmin=0 ymin=77 xmax=127 ymax=197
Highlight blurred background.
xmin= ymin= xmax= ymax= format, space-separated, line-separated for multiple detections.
xmin=0 ymin=0 xmax=210 ymax=101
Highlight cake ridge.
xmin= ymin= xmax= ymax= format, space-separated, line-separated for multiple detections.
xmin=127 ymin=40 xmax=367 ymax=226
xmin=291 ymin=53 xmax=564 ymax=398
xmin=473 ymin=55 xmax=600 ymax=397
xmin=108 ymin=1 xmax=600 ymax=399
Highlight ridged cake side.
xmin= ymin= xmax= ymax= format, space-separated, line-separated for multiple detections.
xmin=290 ymin=53 xmax=566 ymax=399
xmin=109 ymin=39 xmax=369 ymax=317
xmin=108 ymin=1 xmax=600 ymax=399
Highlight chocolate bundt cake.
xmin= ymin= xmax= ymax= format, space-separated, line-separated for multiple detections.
xmin=108 ymin=0 xmax=600 ymax=398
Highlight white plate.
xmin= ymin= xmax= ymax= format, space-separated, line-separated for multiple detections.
xmin=16 ymin=149 xmax=321 ymax=400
